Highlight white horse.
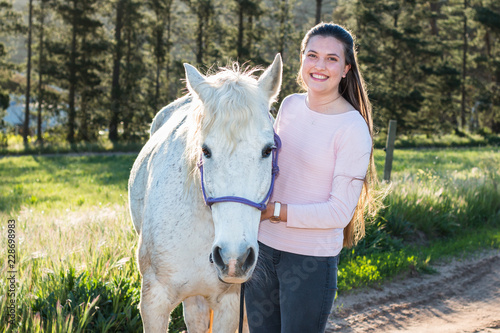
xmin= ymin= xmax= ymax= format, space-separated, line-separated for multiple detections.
xmin=128 ymin=54 xmax=282 ymax=332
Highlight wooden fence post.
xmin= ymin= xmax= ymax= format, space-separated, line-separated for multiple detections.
xmin=384 ymin=120 xmax=397 ymax=182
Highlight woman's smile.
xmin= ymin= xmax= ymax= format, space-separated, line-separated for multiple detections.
xmin=311 ymin=73 xmax=329 ymax=80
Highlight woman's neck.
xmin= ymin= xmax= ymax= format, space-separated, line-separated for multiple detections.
xmin=306 ymin=91 xmax=345 ymax=114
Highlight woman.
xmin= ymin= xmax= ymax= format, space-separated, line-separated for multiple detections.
xmin=244 ymin=22 xmax=377 ymax=333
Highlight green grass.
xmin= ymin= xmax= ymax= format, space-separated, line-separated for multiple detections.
xmin=376 ymin=147 xmax=499 ymax=175
xmin=338 ymin=227 xmax=500 ymax=292
xmin=0 ymin=134 xmax=145 ymax=157
xmin=373 ymin=132 xmax=500 ymax=149
xmin=0 ymin=155 xmax=135 ymax=213
xmin=0 ymin=148 xmax=499 ymax=331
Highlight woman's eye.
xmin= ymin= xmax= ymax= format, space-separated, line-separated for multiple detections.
xmin=307 ymin=53 xmax=316 ymax=58
xmin=202 ymin=146 xmax=212 ymax=158
xmin=328 ymin=57 xmax=338 ymax=62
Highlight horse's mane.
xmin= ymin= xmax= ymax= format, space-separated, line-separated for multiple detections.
xmin=183 ymin=63 xmax=268 ymax=185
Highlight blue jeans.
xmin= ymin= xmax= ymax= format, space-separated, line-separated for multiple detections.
xmin=245 ymin=242 xmax=339 ymax=333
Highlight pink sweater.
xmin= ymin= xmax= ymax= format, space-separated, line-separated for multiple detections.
xmin=259 ymin=94 xmax=372 ymax=257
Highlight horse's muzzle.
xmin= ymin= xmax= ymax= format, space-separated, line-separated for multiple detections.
xmin=211 ymin=245 xmax=256 ymax=283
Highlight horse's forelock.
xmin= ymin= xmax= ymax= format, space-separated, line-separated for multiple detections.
xmin=184 ymin=66 xmax=269 ymax=185
xmin=208 ymin=61 xmax=264 ymax=81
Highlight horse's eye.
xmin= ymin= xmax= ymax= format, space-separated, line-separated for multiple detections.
xmin=202 ymin=146 xmax=212 ymax=158
xmin=262 ymin=145 xmax=275 ymax=158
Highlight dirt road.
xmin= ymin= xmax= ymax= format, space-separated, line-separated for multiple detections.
xmin=327 ymin=250 xmax=500 ymax=333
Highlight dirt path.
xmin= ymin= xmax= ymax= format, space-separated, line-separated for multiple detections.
xmin=327 ymin=249 xmax=500 ymax=333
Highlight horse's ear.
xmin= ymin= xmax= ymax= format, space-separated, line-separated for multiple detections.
xmin=184 ymin=63 xmax=209 ymax=102
xmin=258 ymin=54 xmax=282 ymax=103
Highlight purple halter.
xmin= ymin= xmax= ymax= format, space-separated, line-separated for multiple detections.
xmin=198 ymin=132 xmax=281 ymax=211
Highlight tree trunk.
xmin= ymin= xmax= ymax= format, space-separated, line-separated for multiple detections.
xmin=484 ymin=29 xmax=490 ymax=58
xmin=67 ymin=0 xmax=78 ymax=143
xmin=315 ymin=0 xmax=322 ymax=24
xmin=123 ymin=20 xmax=132 ymax=140
xmin=429 ymin=1 xmax=440 ymax=36
xmin=461 ymin=0 xmax=467 ymax=129
xmin=37 ymin=0 xmax=45 ymax=145
xmin=391 ymin=14 xmax=397 ymax=82
xmin=109 ymin=0 xmax=125 ymax=141
xmin=237 ymin=0 xmax=244 ymax=59
xmin=246 ymin=15 xmax=253 ymax=57
xmin=80 ymin=33 xmax=89 ymax=141
xmin=24 ymin=0 xmax=33 ymax=146
xmin=196 ymin=11 xmax=204 ymax=65
xmin=279 ymin=0 xmax=288 ymax=57
xmin=155 ymin=18 xmax=162 ymax=109
xmin=166 ymin=3 xmax=172 ymax=99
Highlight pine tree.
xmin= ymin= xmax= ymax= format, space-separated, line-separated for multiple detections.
xmin=315 ymin=0 xmax=322 ymax=24
xmin=35 ymin=0 xmax=49 ymax=144
xmin=182 ymin=0 xmax=214 ymax=66
xmin=470 ymin=1 xmax=500 ymax=132
xmin=121 ymin=0 xmax=149 ymax=140
xmin=460 ymin=0 xmax=469 ymax=130
xmin=0 ymin=0 xmax=23 ymax=142
xmin=109 ymin=0 xmax=125 ymax=142
xmin=23 ymin=0 xmax=33 ymax=145
xmin=48 ymin=0 xmax=107 ymax=142
xmin=0 ymin=2 xmax=14 ymax=112
xmin=348 ymin=0 xmax=451 ymax=134
xmin=145 ymin=0 xmax=174 ymax=111
xmin=235 ymin=0 xmax=262 ymax=59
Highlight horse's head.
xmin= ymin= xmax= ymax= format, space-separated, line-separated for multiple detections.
xmin=184 ymin=55 xmax=282 ymax=284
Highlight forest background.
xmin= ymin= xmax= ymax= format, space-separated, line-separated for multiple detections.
xmin=0 ymin=0 xmax=499 ymax=148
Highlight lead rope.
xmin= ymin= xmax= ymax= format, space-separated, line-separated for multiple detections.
xmin=206 ymin=284 xmax=244 ymax=333
xmin=239 ymin=283 xmax=245 ymax=333
xmin=208 ymin=309 xmax=214 ymax=333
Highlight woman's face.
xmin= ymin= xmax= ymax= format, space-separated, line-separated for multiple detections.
xmin=300 ymin=35 xmax=351 ymax=97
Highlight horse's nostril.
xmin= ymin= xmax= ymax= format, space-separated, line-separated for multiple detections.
xmin=239 ymin=247 xmax=251 ymax=264
xmin=212 ymin=245 xmax=256 ymax=276
xmin=212 ymin=246 xmax=225 ymax=268
xmin=241 ymin=247 xmax=256 ymax=273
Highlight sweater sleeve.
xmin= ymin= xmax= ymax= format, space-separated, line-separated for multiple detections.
xmin=286 ymin=120 xmax=372 ymax=229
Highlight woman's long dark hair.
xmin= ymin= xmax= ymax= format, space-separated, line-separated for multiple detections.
xmin=298 ymin=22 xmax=377 ymax=248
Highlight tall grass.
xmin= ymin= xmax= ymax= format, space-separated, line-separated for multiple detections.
xmin=375 ymin=148 xmax=499 ymax=240
xmin=0 ymin=148 xmax=499 ymax=331
xmin=337 ymin=148 xmax=500 ymax=291
xmin=0 ymin=205 xmax=141 ymax=331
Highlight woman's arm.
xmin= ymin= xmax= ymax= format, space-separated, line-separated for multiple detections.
xmin=269 ymin=120 xmax=372 ymax=229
